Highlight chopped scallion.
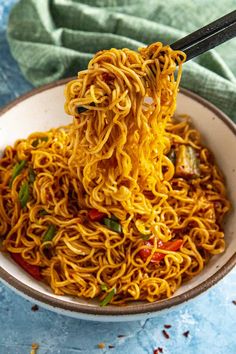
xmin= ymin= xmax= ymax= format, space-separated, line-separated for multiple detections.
xmin=100 ymin=288 xmax=116 ymax=307
xmin=39 ymin=209 xmax=49 ymax=216
xmin=103 ymin=218 xmax=122 ymax=234
xmin=18 ymin=181 xmax=29 ymax=208
xmin=141 ymin=233 xmax=151 ymax=240
xmin=42 ymin=224 xmax=57 ymax=243
xmin=9 ymin=160 xmax=26 ymax=187
xmin=28 ymin=167 xmax=36 ymax=183
xmin=100 ymin=284 xmax=108 ymax=291
xmin=32 ymin=136 xmax=48 ymax=147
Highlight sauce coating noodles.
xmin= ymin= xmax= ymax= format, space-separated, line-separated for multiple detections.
xmin=0 ymin=43 xmax=230 ymax=304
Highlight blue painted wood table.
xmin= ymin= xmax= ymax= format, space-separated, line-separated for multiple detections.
xmin=0 ymin=1 xmax=236 ymax=353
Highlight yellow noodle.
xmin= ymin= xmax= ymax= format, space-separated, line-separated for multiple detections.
xmin=0 ymin=42 xmax=230 ymax=304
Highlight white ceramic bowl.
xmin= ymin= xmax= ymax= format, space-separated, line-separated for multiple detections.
xmin=0 ymin=79 xmax=235 ymax=321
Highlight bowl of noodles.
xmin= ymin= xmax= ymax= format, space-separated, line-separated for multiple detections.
xmin=0 ymin=43 xmax=235 ymax=321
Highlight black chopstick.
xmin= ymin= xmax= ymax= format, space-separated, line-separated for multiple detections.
xmin=177 ymin=21 xmax=236 ymax=61
xmin=171 ymin=10 xmax=236 ymax=53
xmin=76 ymin=10 xmax=236 ymax=113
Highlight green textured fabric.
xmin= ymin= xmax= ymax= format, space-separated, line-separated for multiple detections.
xmin=7 ymin=0 xmax=236 ymax=121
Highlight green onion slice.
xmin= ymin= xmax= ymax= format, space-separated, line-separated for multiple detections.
xmin=103 ymin=218 xmax=122 ymax=234
xmin=42 ymin=224 xmax=57 ymax=243
xmin=18 ymin=181 xmax=29 ymax=208
xmin=100 ymin=284 xmax=108 ymax=291
xmin=39 ymin=209 xmax=49 ymax=216
xmin=9 ymin=160 xmax=26 ymax=187
xmin=32 ymin=136 xmax=48 ymax=147
xmin=100 ymin=288 xmax=116 ymax=307
xmin=141 ymin=233 xmax=151 ymax=240
xmin=28 ymin=167 xmax=36 ymax=183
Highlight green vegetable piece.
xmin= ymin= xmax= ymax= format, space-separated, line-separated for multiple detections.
xmin=100 ymin=288 xmax=116 ymax=307
xmin=141 ymin=233 xmax=151 ymax=240
xmin=32 ymin=139 xmax=39 ymax=148
xmin=9 ymin=160 xmax=26 ymax=187
xmin=100 ymin=284 xmax=108 ymax=291
xmin=39 ymin=209 xmax=49 ymax=216
xmin=32 ymin=136 xmax=48 ymax=147
xmin=175 ymin=145 xmax=200 ymax=178
xmin=103 ymin=218 xmax=122 ymax=233
xmin=28 ymin=167 xmax=36 ymax=183
xmin=42 ymin=224 xmax=57 ymax=243
xmin=19 ymin=181 xmax=29 ymax=208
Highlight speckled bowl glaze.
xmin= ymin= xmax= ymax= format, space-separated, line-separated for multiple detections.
xmin=0 ymin=79 xmax=235 ymax=322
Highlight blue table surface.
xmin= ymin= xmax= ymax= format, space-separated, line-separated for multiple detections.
xmin=0 ymin=1 xmax=236 ymax=354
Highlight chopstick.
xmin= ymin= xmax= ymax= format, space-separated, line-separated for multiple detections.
xmin=171 ymin=10 xmax=236 ymax=61
xmin=76 ymin=10 xmax=236 ymax=113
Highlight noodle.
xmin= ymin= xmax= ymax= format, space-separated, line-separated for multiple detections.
xmin=0 ymin=42 xmax=230 ymax=304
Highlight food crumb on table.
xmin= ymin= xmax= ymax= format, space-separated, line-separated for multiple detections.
xmin=98 ymin=342 xmax=106 ymax=349
xmin=31 ymin=305 xmax=39 ymax=312
xmin=30 ymin=343 xmax=39 ymax=354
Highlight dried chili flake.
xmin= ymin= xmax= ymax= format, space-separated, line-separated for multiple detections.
xmin=232 ymin=300 xmax=236 ymax=305
xmin=108 ymin=345 xmax=115 ymax=349
xmin=164 ymin=324 xmax=171 ymax=329
xmin=31 ymin=305 xmax=39 ymax=312
xmin=117 ymin=334 xmax=125 ymax=338
xmin=183 ymin=330 xmax=190 ymax=338
xmin=162 ymin=330 xmax=170 ymax=339
xmin=153 ymin=348 xmax=163 ymax=354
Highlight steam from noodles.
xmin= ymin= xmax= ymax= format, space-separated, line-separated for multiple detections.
xmin=0 ymin=43 xmax=230 ymax=304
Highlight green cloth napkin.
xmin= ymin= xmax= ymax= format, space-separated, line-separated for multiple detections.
xmin=7 ymin=0 xmax=236 ymax=122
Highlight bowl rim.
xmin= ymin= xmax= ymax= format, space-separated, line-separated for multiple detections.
xmin=0 ymin=78 xmax=235 ymax=316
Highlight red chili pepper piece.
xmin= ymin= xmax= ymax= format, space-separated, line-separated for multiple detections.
xmin=88 ymin=209 xmax=106 ymax=222
xmin=139 ymin=239 xmax=183 ymax=263
xmin=139 ymin=240 xmax=152 ymax=257
xmin=10 ymin=253 xmax=42 ymax=281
